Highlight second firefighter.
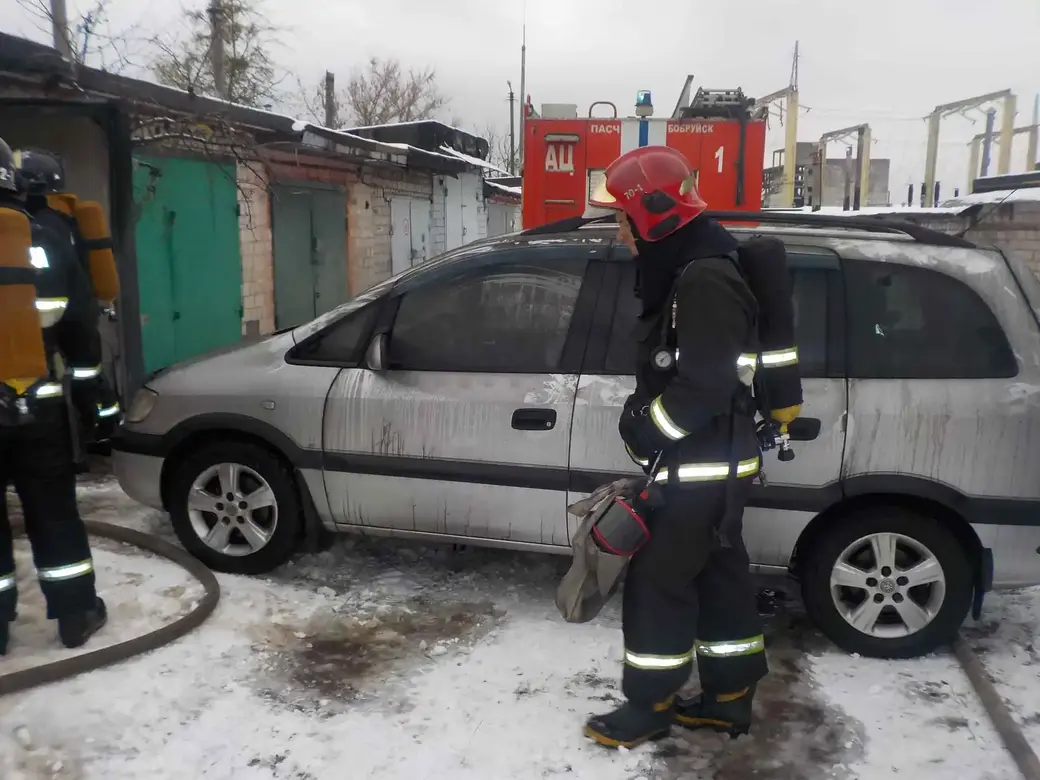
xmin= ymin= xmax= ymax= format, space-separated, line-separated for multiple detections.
xmin=583 ymin=146 xmax=768 ymax=748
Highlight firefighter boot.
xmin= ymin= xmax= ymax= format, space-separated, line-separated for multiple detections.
xmin=584 ymin=697 xmax=675 ymax=749
xmin=58 ymin=597 xmax=107 ymax=649
xmin=674 ymin=685 xmax=756 ymax=737
xmin=0 ymin=621 xmax=8 ymax=656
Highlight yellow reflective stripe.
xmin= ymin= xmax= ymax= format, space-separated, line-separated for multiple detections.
xmin=760 ymin=347 xmax=798 ymax=367
xmin=624 ymin=649 xmax=693 ymax=670
xmin=649 ymin=396 xmax=688 ymax=440
xmin=625 ymin=442 xmax=649 ymax=467
xmin=654 ymin=457 xmax=760 ymax=484
xmin=672 ymin=349 xmax=758 ymax=373
xmin=736 ymin=352 xmax=758 ymax=368
xmin=33 ymin=382 xmax=63 ymax=399
xmin=0 ymin=573 xmax=15 ymax=593
xmin=97 ymin=402 xmax=120 ymax=418
xmin=72 ymin=364 xmax=103 ymax=380
xmin=695 ymin=635 xmax=766 ymax=658
xmin=29 ymin=246 xmax=50 ymax=268
xmin=34 ymin=297 xmax=68 ymax=312
xmin=38 ymin=559 xmax=93 ymax=582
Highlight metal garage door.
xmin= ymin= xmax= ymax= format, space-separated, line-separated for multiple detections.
xmin=132 ymin=154 xmax=242 ymax=373
xmin=271 ymin=183 xmax=349 ymax=329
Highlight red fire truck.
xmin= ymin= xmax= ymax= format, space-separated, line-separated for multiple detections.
xmin=521 ymin=88 xmax=766 ymax=229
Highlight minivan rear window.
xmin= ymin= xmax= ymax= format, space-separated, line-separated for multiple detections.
xmin=1004 ymin=251 xmax=1040 ymax=330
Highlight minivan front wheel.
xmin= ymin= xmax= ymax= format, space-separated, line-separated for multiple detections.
xmin=167 ymin=440 xmax=303 ymax=575
xmin=801 ymin=506 xmax=974 ymax=659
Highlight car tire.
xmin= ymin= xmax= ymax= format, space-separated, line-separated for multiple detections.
xmin=800 ymin=505 xmax=974 ymax=659
xmin=167 ymin=440 xmax=303 ymax=575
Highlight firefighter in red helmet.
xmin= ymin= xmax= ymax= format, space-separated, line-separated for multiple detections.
xmin=583 ymin=146 xmax=767 ymax=748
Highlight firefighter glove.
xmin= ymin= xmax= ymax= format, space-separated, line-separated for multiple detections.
xmin=619 ymin=404 xmax=670 ymax=471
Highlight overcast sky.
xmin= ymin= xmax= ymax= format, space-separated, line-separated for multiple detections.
xmin=3 ymin=0 xmax=1039 ymax=203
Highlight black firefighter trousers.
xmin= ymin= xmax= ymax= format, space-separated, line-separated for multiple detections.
xmin=0 ymin=400 xmax=98 ymax=622
xmin=621 ymin=478 xmax=768 ymax=706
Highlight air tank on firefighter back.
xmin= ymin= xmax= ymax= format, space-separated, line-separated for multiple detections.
xmin=522 ymin=87 xmax=766 ymax=229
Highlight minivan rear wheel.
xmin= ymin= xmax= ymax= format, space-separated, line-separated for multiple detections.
xmin=167 ymin=440 xmax=303 ymax=575
xmin=801 ymin=505 xmax=974 ymax=659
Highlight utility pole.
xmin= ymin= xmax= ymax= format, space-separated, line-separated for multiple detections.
xmin=518 ymin=21 xmax=527 ymax=170
xmin=507 ymin=80 xmax=517 ymax=175
xmin=755 ymin=41 xmax=800 ymax=208
xmin=980 ymin=108 xmax=997 ymax=177
xmin=1028 ymin=94 xmax=1039 ymax=172
xmin=324 ymin=71 xmax=338 ymax=128
xmin=49 ymin=0 xmax=72 ymax=60
xmin=923 ymin=89 xmax=1015 ymax=203
xmin=208 ymin=1 xmax=228 ymax=100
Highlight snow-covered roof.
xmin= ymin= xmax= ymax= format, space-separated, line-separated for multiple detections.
xmin=939 ymin=187 xmax=1040 ymax=207
xmin=438 ymin=145 xmax=510 ymax=175
xmin=767 ymin=205 xmax=973 ymax=217
xmin=486 ymin=180 xmax=522 ymax=197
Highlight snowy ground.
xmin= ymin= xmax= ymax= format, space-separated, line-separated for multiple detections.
xmin=2 ymin=469 xmax=1039 ymax=780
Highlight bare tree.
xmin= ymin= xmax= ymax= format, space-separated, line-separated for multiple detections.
xmin=14 ymin=0 xmax=145 ymax=72
xmin=480 ymin=123 xmax=519 ymax=175
xmin=151 ymin=0 xmax=285 ymax=108
xmin=344 ymin=57 xmax=448 ymax=126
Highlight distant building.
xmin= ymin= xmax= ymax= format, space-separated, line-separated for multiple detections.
xmin=763 ymin=141 xmax=891 ymax=209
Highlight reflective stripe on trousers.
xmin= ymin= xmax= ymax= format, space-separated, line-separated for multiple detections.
xmin=97 ymin=402 xmax=120 ymax=418
xmin=37 ymin=559 xmax=94 ymax=582
xmin=0 ymin=573 xmax=15 ymax=593
xmin=624 ymin=648 xmax=693 ymax=670
xmin=695 ymin=634 xmax=766 ymax=658
xmin=654 ymin=457 xmax=760 ymax=484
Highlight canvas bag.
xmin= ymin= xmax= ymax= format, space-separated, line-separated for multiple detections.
xmin=555 ymin=476 xmax=643 ymax=623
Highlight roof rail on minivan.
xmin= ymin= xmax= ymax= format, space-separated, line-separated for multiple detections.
xmin=522 ymin=210 xmax=977 ymax=249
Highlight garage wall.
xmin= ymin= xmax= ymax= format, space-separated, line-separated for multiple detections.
xmin=237 ymin=163 xmax=275 ymax=338
xmin=0 ymin=113 xmax=111 ymax=220
xmin=431 ymin=171 xmax=489 ymax=255
xmin=256 ymin=150 xmax=434 ymax=324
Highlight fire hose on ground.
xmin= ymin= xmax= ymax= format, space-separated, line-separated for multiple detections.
xmin=0 ymin=524 xmax=1036 ymax=780
xmin=0 ymin=519 xmax=221 ymax=698
xmin=952 ymin=635 xmax=1040 ymax=780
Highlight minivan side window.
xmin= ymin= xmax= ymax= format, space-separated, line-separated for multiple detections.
xmin=601 ymin=260 xmax=838 ymax=378
xmin=844 ymin=258 xmax=1017 ymax=379
xmin=388 ymin=253 xmax=588 ymax=373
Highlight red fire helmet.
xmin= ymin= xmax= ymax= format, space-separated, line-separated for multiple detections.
xmin=589 ymin=146 xmax=707 ymax=241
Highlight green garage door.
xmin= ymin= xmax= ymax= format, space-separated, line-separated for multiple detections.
xmin=271 ymin=183 xmax=349 ymax=329
xmin=133 ymin=155 xmax=242 ymax=373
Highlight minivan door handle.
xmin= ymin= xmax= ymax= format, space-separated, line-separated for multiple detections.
xmin=511 ymin=408 xmax=557 ymax=431
xmin=788 ymin=417 xmax=822 ymax=441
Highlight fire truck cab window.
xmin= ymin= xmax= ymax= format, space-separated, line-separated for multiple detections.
xmin=388 ymin=252 xmax=587 ymax=373
xmin=844 ymin=258 xmax=1017 ymax=379
xmin=602 ymin=258 xmax=836 ymax=379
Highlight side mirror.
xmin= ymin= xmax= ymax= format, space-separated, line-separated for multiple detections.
xmin=364 ymin=333 xmax=389 ymax=372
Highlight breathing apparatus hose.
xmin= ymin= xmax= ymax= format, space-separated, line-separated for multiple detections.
xmin=0 ymin=519 xmax=221 ymax=697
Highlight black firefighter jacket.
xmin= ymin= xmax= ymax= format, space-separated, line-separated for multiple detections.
xmin=620 ymin=216 xmax=761 ymax=484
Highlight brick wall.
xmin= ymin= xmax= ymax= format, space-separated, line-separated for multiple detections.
xmin=892 ymin=201 xmax=1040 ymax=278
xmin=237 ymin=163 xmax=275 ymax=338
xmin=431 ymin=175 xmax=448 ymax=255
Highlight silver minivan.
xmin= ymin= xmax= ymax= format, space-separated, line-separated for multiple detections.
xmin=112 ymin=213 xmax=1040 ymax=659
